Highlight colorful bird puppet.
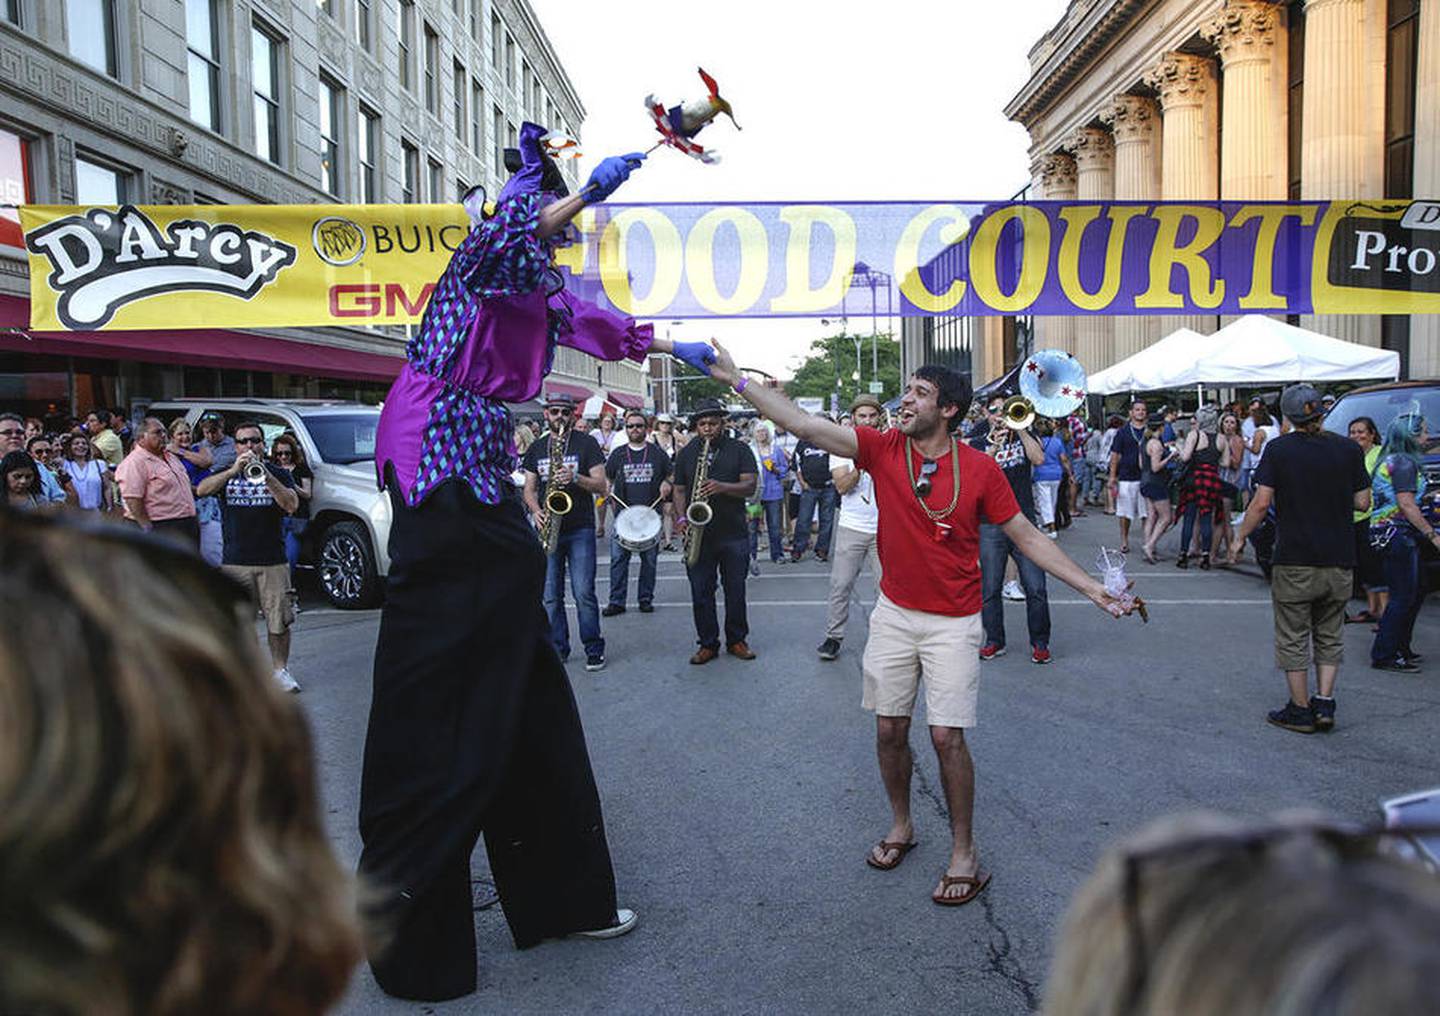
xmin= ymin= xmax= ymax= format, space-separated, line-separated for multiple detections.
xmin=644 ymin=67 xmax=741 ymax=164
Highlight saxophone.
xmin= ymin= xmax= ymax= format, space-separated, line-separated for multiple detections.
xmin=682 ymin=437 xmax=714 ymax=567
xmin=537 ymin=424 xmax=573 ymax=556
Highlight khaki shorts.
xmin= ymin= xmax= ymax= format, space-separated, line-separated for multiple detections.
xmin=1115 ymin=480 xmax=1148 ymax=520
xmin=1270 ymin=565 xmax=1349 ymax=670
xmin=862 ymin=593 xmax=983 ymax=728
xmin=222 ymin=563 xmax=294 ymax=635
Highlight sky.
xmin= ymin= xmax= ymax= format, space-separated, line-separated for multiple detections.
xmin=529 ymin=0 xmax=1071 ymax=381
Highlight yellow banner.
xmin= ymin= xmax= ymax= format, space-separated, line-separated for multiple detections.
xmin=21 ymin=203 xmax=465 ymax=331
xmin=20 ymin=199 xmax=1440 ymax=330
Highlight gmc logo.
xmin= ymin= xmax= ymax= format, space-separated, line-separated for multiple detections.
xmin=329 ymin=282 xmax=435 ymax=318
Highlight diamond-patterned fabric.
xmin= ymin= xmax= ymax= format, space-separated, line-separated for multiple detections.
xmin=400 ymin=194 xmax=552 ymax=507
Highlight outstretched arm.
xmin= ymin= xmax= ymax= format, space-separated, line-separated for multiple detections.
xmin=708 ymin=341 xmax=859 ymax=459
xmin=1002 ymin=513 xmax=1132 ymax=618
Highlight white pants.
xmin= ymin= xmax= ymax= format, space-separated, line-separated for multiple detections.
xmin=1033 ymin=480 xmax=1061 ymax=526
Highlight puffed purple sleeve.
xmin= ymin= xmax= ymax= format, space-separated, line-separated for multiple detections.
xmin=552 ymin=287 xmax=655 ymax=363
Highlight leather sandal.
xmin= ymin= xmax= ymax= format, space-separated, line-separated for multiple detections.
xmin=932 ymin=871 xmax=992 ymax=906
xmin=865 ymin=840 xmax=918 ymax=871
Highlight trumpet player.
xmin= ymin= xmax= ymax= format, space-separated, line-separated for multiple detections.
xmin=194 ymin=421 xmax=300 ymax=691
xmin=673 ymin=398 xmax=758 ymax=665
xmin=971 ymin=395 xmax=1052 ymax=664
xmin=522 ymin=393 xmax=608 ymax=671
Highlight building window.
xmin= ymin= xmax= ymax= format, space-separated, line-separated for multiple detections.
xmin=471 ymin=78 xmax=484 ymax=153
xmin=185 ymin=0 xmax=222 ymax=131
xmin=427 ymin=157 xmax=442 ymax=203
xmin=67 ymin=0 xmax=118 ymax=77
xmin=1287 ymin=0 xmax=1304 ymax=199
xmin=251 ymin=23 xmax=283 ymax=166
xmin=491 ymin=12 xmax=501 ymax=68
xmin=453 ymin=59 xmax=466 ymax=141
xmin=546 ymin=97 xmax=555 ymax=130
xmin=522 ymin=61 xmax=532 ymax=118
xmin=456 ymin=177 xmax=468 ymax=200
xmin=356 ymin=0 xmax=372 ymax=49
xmin=75 ymin=155 xmax=127 ymax=205
xmin=505 ymin=33 xmax=515 ymax=89
xmin=506 ymin=121 xmax=517 ymax=150
xmin=319 ymin=75 xmax=343 ymax=198
xmin=398 ymin=0 xmax=415 ymax=92
xmin=4 ymin=0 xmax=20 ymax=27
xmin=423 ymin=24 xmax=439 ymax=115
xmin=1385 ymin=0 xmax=1419 ymax=198
xmin=401 ymin=139 xmax=419 ymax=203
xmin=358 ymin=104 xmax=379 ymax=203
xmin=318 ymin=0 xmax=333 ymax=18
xmin=470 ymin=0 xmax=480 ymax=39
xmin=493 ymin=103 xmax=504 ymax=176
xmin=0 ymin=130 xmax=32 ymax=252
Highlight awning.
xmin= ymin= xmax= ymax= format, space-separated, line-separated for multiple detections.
xmin=607 ymin=389 xmax=644 ymax=409
xmin=0 ymin=295 xmax=404 ymax=383
xmin=542 ymin=379 xmax=594 ymax=402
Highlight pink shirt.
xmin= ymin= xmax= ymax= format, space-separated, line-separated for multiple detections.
xmin=115 ymin=445 xmax=196 ymax=521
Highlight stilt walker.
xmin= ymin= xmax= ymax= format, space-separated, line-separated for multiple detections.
xmin=359 ymin=121 xmax=717 ymax=1002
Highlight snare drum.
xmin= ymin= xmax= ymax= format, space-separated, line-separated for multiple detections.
xmin=614 ymin=504 xmax=662 ymax=553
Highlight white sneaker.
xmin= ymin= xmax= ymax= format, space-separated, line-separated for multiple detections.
xmin=1002 ymin=580 xmax=1025 ymax=601
xmin=569 ymin=907 xmax=638 ymax=940
xmin=273 ymin=667 xmax=301 ymax=693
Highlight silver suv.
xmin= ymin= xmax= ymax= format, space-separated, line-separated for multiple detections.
xmin=150 ymin=399 xmax=390 ymax=609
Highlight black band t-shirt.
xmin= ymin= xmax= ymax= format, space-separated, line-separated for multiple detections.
xmin=606 ymin=442 xmax=671 ymax=510
xmin=674 ymin=435 xmax=755 ymax=542
xmin=1253 ymin=430 xmax=1369 ymax=567
xmin=968 ymin=433 xmax=1037 ymax=524
xmin=522 ymin=430 xmax=605 ymax=533
xmin=218 ymin=463 xmax=297 ymax=566
xmin=794 ymin=439 xmax=834 ymax=488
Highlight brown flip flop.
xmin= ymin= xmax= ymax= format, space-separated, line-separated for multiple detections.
xmin=932 ymin=871 xmax=992 ymax=906
xmin=866 ymin=840 xmax=918 ymax=871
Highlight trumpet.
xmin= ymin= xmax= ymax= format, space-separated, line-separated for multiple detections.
xmin=1002 ymin=395 xmax=1036 ymax=431
xmin=243 ymin=456 xmax=268 ymax=482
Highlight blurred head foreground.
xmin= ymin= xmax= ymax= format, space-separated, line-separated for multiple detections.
xmin=1044 ymin=812 xmax=1440 ymax=1016
xmin=0 ymin=509 xmax=361 ymax=1015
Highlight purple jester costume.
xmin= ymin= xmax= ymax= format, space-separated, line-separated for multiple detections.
xmin=358 ymin=124 xmax=651 ymax=1002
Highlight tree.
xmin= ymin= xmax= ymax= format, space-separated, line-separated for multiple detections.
xmin=782 ymin=330 xmax=901 ymax=411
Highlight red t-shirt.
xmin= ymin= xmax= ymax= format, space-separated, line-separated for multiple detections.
xmin=854 ymin=426 xmax=1020 ymax=617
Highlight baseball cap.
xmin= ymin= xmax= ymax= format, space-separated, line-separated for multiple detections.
xmin=1280 ymin=383 xmax=1324 ymax=424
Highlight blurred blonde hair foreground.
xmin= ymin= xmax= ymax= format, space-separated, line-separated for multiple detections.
xmin=0 ymin=508 xmax=362 ymax=1015
xmin=1044 ymin=811 xmax=1440 ymax=1016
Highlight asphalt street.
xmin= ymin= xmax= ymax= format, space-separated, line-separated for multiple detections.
xmin=286 ymin=511 xmax=1440 ymax=1015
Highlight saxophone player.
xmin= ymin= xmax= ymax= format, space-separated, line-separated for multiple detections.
xmin=522 ymin=393 xmax=608 ymax=671
xmin=673 ymin=398 xmax=759 ymax=665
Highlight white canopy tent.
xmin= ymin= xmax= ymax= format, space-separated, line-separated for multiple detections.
xmin=1087 ymin=317 xmax=1400 ymax=395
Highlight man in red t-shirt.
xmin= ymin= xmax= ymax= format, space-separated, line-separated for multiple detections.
xmin=707 ymin=343 xmax=1134 ymax=906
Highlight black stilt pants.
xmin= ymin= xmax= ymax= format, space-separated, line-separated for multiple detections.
xmin=358 ymin=480 xmax=617 ymax=1002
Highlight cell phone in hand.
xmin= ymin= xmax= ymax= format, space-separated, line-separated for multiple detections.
xmin=1381 ymin=787 xmax=1440 ymax=869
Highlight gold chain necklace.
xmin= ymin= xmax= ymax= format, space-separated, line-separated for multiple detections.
xmin=905 ymin=436 xmax=961 ymax=521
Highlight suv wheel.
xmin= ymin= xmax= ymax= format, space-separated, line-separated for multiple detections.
xmin=319 ymin=520 xmax=381 ymax=609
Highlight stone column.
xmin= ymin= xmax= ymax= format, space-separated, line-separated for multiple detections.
xmin=1032 ymin=152 xmax=1078 ymax=357
xmin=1145 ymin=52 xmax=1220 ymax=337
xmin=1411 ymin=0 xmax=1440 ymax=376
xmin=1103 ymin=95 xmax=1162 ymax=360
xmin=1301 ymin=0 xmax=1383 ymax=346
xmin=1069 ymin=126 xmax=1116 ymax=371
xmin=1205 ymin=0 xmax=1287 ymax=199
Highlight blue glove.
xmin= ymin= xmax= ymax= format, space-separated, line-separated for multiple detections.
xmin=583 ymin=152 xmax=646 ymax=203
xmin=672 ymin=340 xmax=716 ymax=376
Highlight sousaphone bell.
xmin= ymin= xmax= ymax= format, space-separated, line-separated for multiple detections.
xmin=1002 ymin=350 xmax=1088 ymax=429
